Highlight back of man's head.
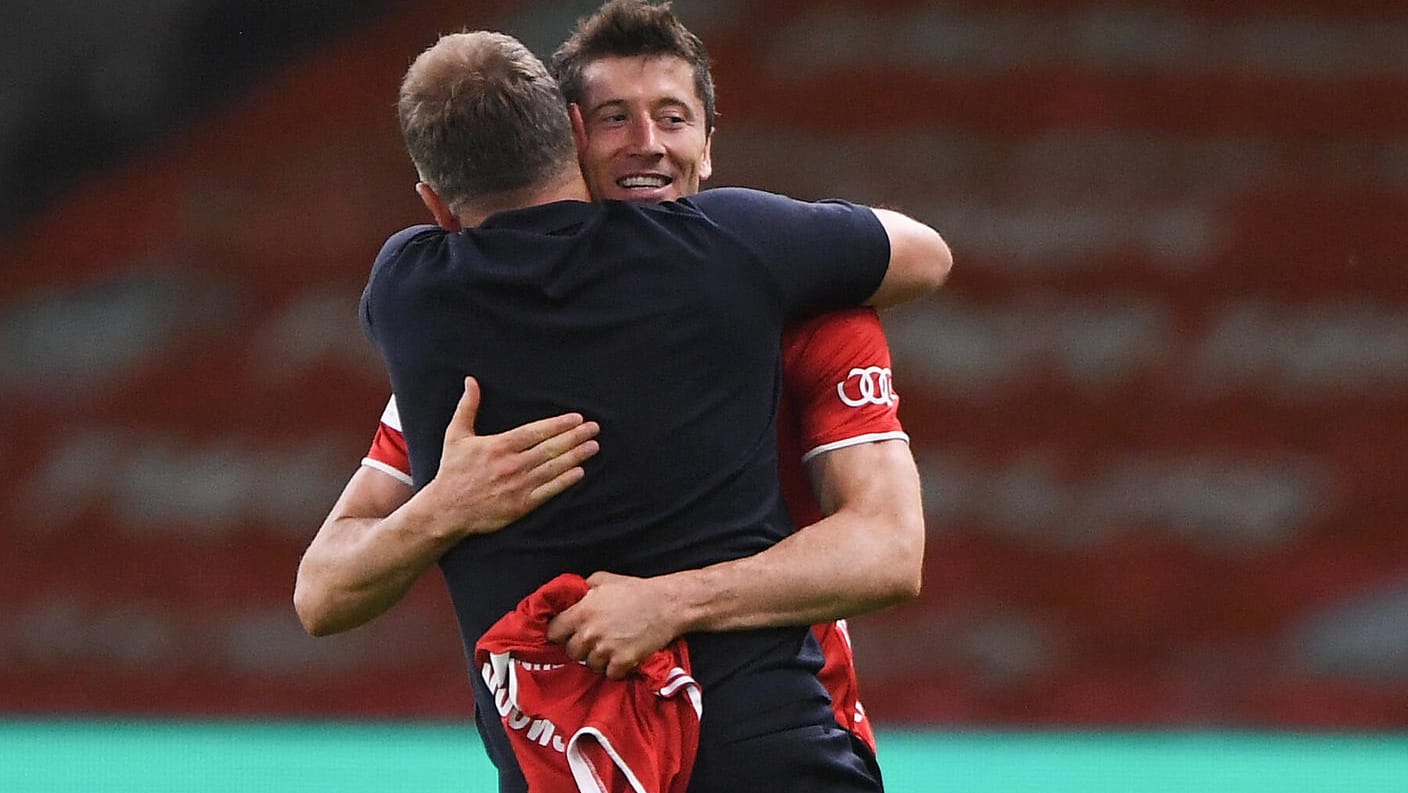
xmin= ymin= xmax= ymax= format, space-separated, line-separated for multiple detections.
xmin=551 ymin=0 xmax=716 ymax=134
xmin=399 ymin=31 xmax=576 ymax=215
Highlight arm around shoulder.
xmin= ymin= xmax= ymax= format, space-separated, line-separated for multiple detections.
xmin=866 ymin=208 xmax=952 ymax=309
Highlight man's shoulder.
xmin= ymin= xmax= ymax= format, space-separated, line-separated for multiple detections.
xmin=368 ymin=225 xmax=449 ymax=291
xmin=686 ymin=187 xmax=874 ymax=231
xmin=684 ymin=186 xmax=786 ymax=212
xmin=676 ymin=188 xmax=806 ymax=240
xmin=377 ymin=223 xmax=444 ymax=262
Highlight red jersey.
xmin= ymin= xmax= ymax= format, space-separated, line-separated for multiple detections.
xmin=476 ymin=574 xmax=701 ymax=793
xmin=364 ymin=307 xmax=903 ymax=753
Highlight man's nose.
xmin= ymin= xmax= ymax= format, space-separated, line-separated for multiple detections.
xmin=626 ymin=116 xmax=663 ymax=155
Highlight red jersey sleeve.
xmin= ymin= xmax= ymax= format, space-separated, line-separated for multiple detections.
xmin=361 ymin=396 xmax=413 ymax=486
xmin=776 ymin=308 xmax=908 ymax=529
xmin=782 ymin=307 xmax=908 ymax=462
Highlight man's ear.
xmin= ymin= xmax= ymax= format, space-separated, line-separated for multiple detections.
xmin=698 ymin=130 xmax=714 ymax=183
xmin=569 ymin=103 xmax=589 ymax=161
xmin=416 ymin=182 xmax=462 ymax=232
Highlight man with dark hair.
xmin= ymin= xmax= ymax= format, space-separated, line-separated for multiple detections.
xmin=551 ymin=0 xmax=717 ymax=133
xmin=549 ymin=0 xmax=718 ymax=210
xmin=537 ymin=0 xmax=923 ymax=760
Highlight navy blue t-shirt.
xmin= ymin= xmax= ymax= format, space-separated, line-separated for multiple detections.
xmin=360 ymin=187 xmax=888 ymax=787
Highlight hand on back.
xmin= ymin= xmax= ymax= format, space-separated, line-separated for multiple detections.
xmin=425 ymin=377 xmax=601 ymax=537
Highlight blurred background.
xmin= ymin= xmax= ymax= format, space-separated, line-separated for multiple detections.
xmin=2 ymin=0 xmax=1406 ymax=776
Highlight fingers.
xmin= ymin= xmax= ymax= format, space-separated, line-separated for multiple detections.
xmin=516 ymin=423 xmax=600 ymax=508
xmin=447 ymin=373 xmax=592 ymax=453
xmin=535 ymin=421 xmax=601 ymax=467
xmin=513 ymin=423 xmax=600 ymax=505
xmin=546 ymin=608 xmax=577 ymax=646
xmin=525 ymin=466 xmax=587 ymax=511
xmin=444 ymin=377 xmax=481 ymax=441
xmin=587 ymin=648 xmax=615 ymax=678
xmin=445 ymin=376 xmax=598 ymax=462
xmin=548 ymin=600 xmax=642 ymax=679
xmin=503 ymin=412 xmax=594 ymax=452
xmin=530 ymin=432 xmax=599 ymax=482
xmin=577 ymin=641 xmax=640 ymax=680
xmin=563 ymin=632 xmax=596 ymax=670
xmin=604 ymin=654 xmax=639 ymax=681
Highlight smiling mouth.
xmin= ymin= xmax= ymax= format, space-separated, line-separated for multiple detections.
xmin=616 ymin=174 xmax=672 ymax=190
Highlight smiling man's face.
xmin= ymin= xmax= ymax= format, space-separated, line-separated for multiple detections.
xmin=575 ymin=54 xmax=712 ymax=202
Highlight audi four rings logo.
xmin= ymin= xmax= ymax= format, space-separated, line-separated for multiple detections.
xmin=837 ymin=366 xmax=897 ymax=407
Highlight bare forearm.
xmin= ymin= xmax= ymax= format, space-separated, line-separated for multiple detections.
xmin=662 ymin=439 xmax=924 ymax=634
xmin=866 ymin=208 xmax=952 ymax=308
xmin=663 ymin=509 xmax=921 ymax=634
xmin=295 ymin=473 xmax=456 ymax=636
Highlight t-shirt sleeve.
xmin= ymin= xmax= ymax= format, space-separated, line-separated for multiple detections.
xmin=361 ymin=396 xmax=413 ymax=486
xmin=690 ymin=187 xmax=889 ymax=316
xmin=360 ymin=224 xmax=439 ymax=344
xmin=782 ymin=308 xmax=909 ymax=463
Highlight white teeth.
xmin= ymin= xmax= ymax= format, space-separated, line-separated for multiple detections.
xmin=618 ymin=175 xmax=669 ymax=188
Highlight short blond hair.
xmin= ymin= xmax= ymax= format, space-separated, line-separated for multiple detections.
xmin=398 ymin=31 xmax=576 ymax=213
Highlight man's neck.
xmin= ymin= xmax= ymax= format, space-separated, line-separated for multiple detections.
xmin=457 ymin=167 xmax=591 ymax=228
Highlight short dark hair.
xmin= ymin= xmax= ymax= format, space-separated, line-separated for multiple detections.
xmin=398 ymin=31 xmax=577 ymax=213
xmin=551 ymin=0 xmax=716 ymax=134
